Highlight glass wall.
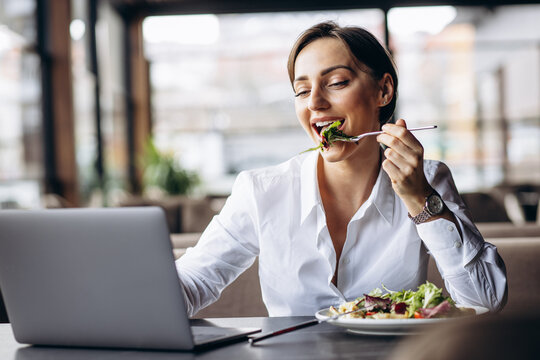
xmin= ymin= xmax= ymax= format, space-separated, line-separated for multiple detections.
xmin=70 ymin=0 xmax=129 ymax=206
xmin=2 ymin=3 xmax=538 ymax=208
xmin=388 ymin=5 xmax=540 ymax=192
xmin=0 ymin=0 xmax=42 ymax=209
xmin=95 ymin=1 xmax=129 ymax=205
xmin=143 ymin=5 xmax=540 ymax=197
xmin=70 ymin=0 xmax=100 ymax=205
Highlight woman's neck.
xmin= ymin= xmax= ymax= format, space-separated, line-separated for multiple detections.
xmin=317 ymin=146 xmax=381 ymax=211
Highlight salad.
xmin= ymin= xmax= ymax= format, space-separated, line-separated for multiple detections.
xmin=329 ymin=282 xmax=475 ymax=319
xmin=302 ymin=120 xmax=356 ymax=153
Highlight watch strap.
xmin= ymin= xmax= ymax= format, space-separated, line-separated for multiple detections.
xmin=408 ymin=210 xmax=432 ymax=225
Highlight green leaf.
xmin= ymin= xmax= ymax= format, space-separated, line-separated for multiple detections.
xmin=380 ymin=281 xmax=452 ymax=318
xmin=301 ymin=120 xmax=356 ymax=153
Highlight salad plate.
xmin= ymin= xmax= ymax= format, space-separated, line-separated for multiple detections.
xmin=315 ymin=305 xmax=489 ymax=336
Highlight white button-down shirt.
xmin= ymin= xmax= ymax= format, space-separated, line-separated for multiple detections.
xmin=176 ymin=151 xmax=507 ymax=316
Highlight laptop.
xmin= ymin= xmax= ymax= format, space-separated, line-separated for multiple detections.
xmin=0 ymin=207 xmax=260 ymax=351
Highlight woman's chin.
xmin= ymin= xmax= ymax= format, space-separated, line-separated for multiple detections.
xmin=319 ymin=144 xmax=349 ymax=162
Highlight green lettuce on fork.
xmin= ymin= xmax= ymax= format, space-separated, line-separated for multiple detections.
xmin=302 ymin=120 xmax=356 ymax=153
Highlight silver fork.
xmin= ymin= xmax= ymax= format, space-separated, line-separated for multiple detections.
xmin=336 ymin=125 xmax=437 ymax=142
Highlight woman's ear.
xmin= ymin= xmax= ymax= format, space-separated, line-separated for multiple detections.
xmin=378 ymin=73 xmax=394 ymax=107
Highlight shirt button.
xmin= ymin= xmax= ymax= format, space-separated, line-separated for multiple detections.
xmin=454 ymin=241 xmax=462 ymax=248
xmin=447 ymin=225 xmax=454 ymax=232
xmin=343 ymin=258 xmax=350 ymax=265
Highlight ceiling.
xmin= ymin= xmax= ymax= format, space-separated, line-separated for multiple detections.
xmin=108 ymin=0 xmax=540 ymax=18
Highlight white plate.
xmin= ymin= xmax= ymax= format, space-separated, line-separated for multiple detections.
xmin=315 ymin=305 xmax=489 ymax=336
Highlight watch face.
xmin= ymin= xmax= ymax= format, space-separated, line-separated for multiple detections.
xmin=427 ymin=193 xmax=444 ymax=215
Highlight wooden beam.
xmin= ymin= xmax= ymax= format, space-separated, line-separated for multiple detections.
xmin=127 ymin=17 xmax=151 ymax=194
xmin=39 ymin=0 xmax=78 ymax=206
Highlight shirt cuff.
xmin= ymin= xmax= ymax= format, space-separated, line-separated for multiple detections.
xmin=416 ymin=218 xmax=465 ymax=276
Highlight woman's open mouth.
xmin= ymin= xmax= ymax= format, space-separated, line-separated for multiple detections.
xmin=301 ymin=119 xmax=355 ymax=153
xmin=312 ymin=119 xmax=345 ymax=141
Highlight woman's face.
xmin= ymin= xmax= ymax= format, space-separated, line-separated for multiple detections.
xmin=293 ymin=37 xmax=384 ymax=162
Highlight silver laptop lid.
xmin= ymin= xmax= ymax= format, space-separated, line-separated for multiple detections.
xmin=0 ymin=207 xmax=195 ymax=350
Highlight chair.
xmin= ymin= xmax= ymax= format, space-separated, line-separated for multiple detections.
xmin=120 ymin=196 xmax=219 ymax=233
xmin=493 ymin=184 xmax=540 ymax=224
xmin=460 ymin=192 xmax=511 ymax=223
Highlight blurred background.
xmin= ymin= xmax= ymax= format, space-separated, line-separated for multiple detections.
xmin=1 ymin=0 xmax=539 ymax=231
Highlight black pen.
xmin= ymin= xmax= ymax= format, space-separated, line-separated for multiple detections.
xmin=249 ymin=307 xmax=366 ymax=345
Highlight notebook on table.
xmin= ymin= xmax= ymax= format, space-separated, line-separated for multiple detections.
xmin=0 ymin=207 xmax=260 ymax=351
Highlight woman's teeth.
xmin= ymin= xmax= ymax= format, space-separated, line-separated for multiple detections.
xmin=315 ymin=120 xmax=336 ymax=127
xmin=315 ymin=120 xmax=343 ymax=134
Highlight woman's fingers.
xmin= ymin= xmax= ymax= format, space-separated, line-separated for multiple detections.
xmin=377 ymin=132 xmax=419 ymax=165
xmin=377 ymin=119 xmax=428 ymax=199
xmin=381 ymin=157 xmax=403 ymax=183
xmin=380 ymin=122 xmax=424 ymax=155
xmin=383 ymin=147 xmax=417 ymax=179
xmin=377 ymin=122 xmax=424 ymax=171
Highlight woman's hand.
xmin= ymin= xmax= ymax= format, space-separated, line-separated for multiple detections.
xmin=376 ymin=119 xmax=432 ymax=216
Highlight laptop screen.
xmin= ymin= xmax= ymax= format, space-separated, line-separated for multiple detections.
xmin=0 ymin=207 xmax=197 ymax=350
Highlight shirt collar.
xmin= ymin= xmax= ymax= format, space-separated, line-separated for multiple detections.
xmin=368 ymin=165 xmax=395 ymax=225
xmin=300 ymin=151 xmax=395 ymax=225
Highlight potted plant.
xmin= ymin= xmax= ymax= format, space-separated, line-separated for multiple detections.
xmin=142 ymin=138 xmax=200 ymax=196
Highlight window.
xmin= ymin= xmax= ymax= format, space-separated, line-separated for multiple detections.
xmin=144 ymin=5 xmax=540 ymax=196
xmin=0 ymin=0 xmax=42 ymax=209
xmin=389 ymin=5 xmax=540 ymax=191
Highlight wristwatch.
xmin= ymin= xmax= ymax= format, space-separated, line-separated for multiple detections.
xmin=408 ymin=190 xmax=445 ymax=225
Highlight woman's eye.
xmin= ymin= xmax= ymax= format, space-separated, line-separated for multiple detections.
xmin=329 ymin=80 xmax=349 ymax=88
xmin=294 ymin=90 xmax=310 ymax=98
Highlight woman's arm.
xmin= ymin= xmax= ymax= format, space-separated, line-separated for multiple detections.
xmin=377 ymin=120 xmax=507 ymax=311
xmin=175 ymin=172 xmax=260 ymax=316
xmin=416 ymin=161 xmax=508 ymax=312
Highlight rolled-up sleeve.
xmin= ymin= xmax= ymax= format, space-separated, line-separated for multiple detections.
xmin=417 ymin=161 xmax=507 ymax=312
xmin=175 ymin=171 xmax=260 ymax=316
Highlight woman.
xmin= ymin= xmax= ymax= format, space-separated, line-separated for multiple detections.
xmin=176 ymin=22 xmax=507 ymax=316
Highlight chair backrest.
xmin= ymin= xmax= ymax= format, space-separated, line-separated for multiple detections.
xmin=460 ymin=192 xmax=511 ymax=223
xmin=193 ymin=259 xmax=268 ymax=318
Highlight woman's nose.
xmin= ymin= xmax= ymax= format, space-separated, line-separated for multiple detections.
xmin=308 ymin=88 xmax=330 ymax=111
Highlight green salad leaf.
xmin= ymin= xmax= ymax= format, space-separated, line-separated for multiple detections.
xmin=301 ymin=121 xmax=356 ymax=153
xmin=384 ymin=281 xmax=453 ymax=317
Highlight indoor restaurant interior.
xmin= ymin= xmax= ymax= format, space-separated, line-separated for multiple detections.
xmin=0 ymin=0 xmax=539 ymax=358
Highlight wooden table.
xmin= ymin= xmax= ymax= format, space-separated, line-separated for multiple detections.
xmin=0 ymin=317 xmax=401 ymax=360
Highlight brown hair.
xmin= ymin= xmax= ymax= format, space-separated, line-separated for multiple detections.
xmin=287 ymin=21 xmax=398 ymax=125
